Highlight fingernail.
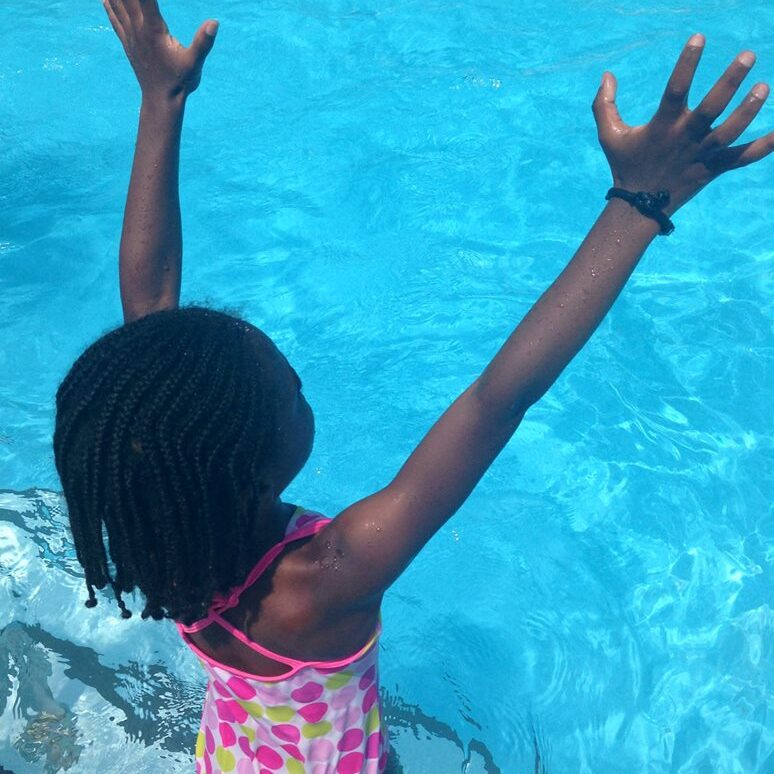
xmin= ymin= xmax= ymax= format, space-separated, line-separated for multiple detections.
xmin=739 ymin=51 xmax=755 ymax=67
xmin=752 ymin=84 xmax=769 ymax=100
xmin=205 ymin=21 xmax=219 ymax=37
xmin=688 ymin=33 xmax=704 ymax=47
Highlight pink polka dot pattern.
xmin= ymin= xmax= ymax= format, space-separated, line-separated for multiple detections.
xmin=358 ymin=667 xmax=376 ymax=691
xmin=291 ymin=681 xmax=324 ymax=703
xmin=219 ymin=722 xmax=236 ymax=747
xmin=227 ymin=676 xmax=257 ymax=700
xmin=179 ymin=509 xmax=390 ymax=773
xmin=362 ymin=686 xmax=378 ymax=714
xmin=215 ymin=699 xmax=248 ymax=724
xmin=238 ymin=736 xmax=253 ymax=758
xmin=339 ymin=752 xmax=367 ymax=774
xmin=271 ymin=724 xmax=300 ymax=743
xmin=365 ymin=733 xmax=381 ymax=759
xmin=256 ymin=746 xmax=283 ymax=769
xmin=338 ymin=729 xmax=364 ymax=751
xmin=281 ymin=743 xmax=305 ymax=761
xmin=298 ymin=701 xmax=329 ymax=723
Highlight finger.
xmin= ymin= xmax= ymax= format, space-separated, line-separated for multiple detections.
xmin=653 ymin=34 xmax=705 ymax=123
xmin=709 ymin=130 xmax=774 ymax=172
xmin=700 ymin=83 xmax=769 ymax=151
xmin=105 ymin=0 xmax=131 ymax=34
xmin=190 ymin=20 xmax=219 ymax=65
xmin=102 ymin=0 xmax=127 ymax=43
xmin=121 ymin=0 xmax=142 ymax=25
xmin=139 ymin=0 xmax=166 ymax=30
xmin=686 ymin=51 xmax=756 ymax=136
xmin=592 ymin=71 xmax=626 ymax=141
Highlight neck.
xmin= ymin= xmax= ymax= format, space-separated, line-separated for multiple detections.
xmin=251 ymin=499 xmax=295 ymax=552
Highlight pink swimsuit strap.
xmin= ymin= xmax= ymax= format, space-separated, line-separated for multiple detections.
xmin=179 ymin=518 xmax=326 ymax=636
xmin=177 ymin=513 xmax=382 ymax=678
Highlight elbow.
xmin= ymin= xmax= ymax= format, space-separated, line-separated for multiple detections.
xmin=121 ymin=295 xmax=178 ymax=325
xmin=471 ymin=376 xmax=533 ymax=420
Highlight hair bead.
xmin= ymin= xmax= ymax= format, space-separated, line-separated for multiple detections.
xmin=85 ymin=582 xmax=98 ymax=608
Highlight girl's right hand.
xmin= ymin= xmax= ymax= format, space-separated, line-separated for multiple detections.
xmin=593 ymin=34 xmax=773 ymax=216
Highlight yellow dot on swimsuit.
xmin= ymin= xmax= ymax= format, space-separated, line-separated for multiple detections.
xmin=325 ymin=672 xmax=352 ymax=689
xmin=301 ymin=720 xmax=333 ymax=738
xmin=366 ymin=706 xmax=380 ymax=734
xmin=215 ymin=746 xmax=236 ymax=772
xmin=239 ymin=724 xmax=256 ymax=742
xmin=195 ymin=731 xmax=205 ymax=758
xmin=286 ymin=759 xmax=305 ymax=774
xmin=237 ymin=700 xmax=264 ymax=718
xmin=265 ymin=705 xmax=295 ymax=722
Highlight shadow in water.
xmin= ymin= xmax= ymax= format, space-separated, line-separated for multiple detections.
xmin=0 ymin=619 xmax=541 ymax=774
xmin=0 ymin=489 xmax=546 ymax=773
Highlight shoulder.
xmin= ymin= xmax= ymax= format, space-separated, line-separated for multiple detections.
xmin=265 ymin=521 xmax=380 ymax=656
xmin=277 ymin=509 xmax=380 ymax=617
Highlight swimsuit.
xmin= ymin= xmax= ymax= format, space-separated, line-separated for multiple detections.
xmin=177 ymin=507 xmax=389 ymax=774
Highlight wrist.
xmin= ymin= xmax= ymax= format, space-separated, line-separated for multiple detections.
xmin=605 ymin=188 xmax=675 ymax=235
xmin=603 ymin=196 xmax=662 ymax=238
xmin=141 ymin=91 xmax=187 ymax=115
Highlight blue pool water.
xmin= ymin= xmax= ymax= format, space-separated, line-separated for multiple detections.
xmin=1 ymin=0 xmax=772 ymax=771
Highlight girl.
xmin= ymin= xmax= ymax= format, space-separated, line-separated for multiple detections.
xmin=53 ymin=1 xmax=772 ymax=773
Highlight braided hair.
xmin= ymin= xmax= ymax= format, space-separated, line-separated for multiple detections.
xmin=53 ymin=305 xmax=286 ymax=625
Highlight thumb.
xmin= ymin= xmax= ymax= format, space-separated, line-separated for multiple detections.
xmin=592 ymin=71 xmax=625 ymax=137
xmin=192 ymin=20 xmax=219 ymax=63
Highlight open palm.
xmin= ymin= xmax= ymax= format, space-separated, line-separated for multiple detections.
xmin=593 ymin=35 xmax=773 ymax=216
xmin=103 ymin=0 xmax=218 ymax=100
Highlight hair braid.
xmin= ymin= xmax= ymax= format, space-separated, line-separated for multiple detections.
xmin=105 ymin=344 xmax=171 ymax=600
xmin=53 ymin=305 xmax=297 ymax=625
xmin=93 ymin=343 xmax=151 ymax=581
xmin=186 ymin=327 xmax=232 ymax=601
xmin=153 ymin=332 xmax=209 ymax=589
xmin=170 ymin=329 xmax=225 ymax=614
xmin=226 ymin=332 xmax=267 ymax=574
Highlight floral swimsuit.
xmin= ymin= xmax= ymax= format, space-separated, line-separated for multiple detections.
xmin=177 ymin=507 xmax=389 ymax=774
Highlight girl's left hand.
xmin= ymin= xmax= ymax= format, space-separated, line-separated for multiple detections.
xmin=102 ymin=0 xmax=218 ymax=101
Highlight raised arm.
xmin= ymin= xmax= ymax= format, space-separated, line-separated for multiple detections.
xmin=101 ymin=0 xmax=218 ymax=323
xmin=313 ymin=35 xmax=773 ymax=611
xmin=478 ymin=37 xmax=771 ymax=414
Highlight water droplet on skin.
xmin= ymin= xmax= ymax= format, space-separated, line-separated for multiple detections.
xmin=559 ymin=303 xmax=565 ymax=308
xmin=325 ymin=541 xmax=332 ymax=550
xmin=591 ymin=269 xmax=598 ymax=278
xmin=616 ymin=238 xmax=621 ymax=244
xmin=376 ymin=526 xmax=382 ymax=533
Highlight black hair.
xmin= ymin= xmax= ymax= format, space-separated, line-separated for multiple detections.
xmin=53 ymin=305 xmax=286 ymax=625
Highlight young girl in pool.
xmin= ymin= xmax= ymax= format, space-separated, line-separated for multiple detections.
xmin=53 ymin=2 xmax=772 ymax=772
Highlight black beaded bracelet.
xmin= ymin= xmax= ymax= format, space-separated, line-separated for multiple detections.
xmin=605 ymin=188 xmax=675 ymax=236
